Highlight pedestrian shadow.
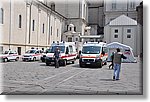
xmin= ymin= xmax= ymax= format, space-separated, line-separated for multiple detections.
xmin=100 ymin=79 xmax=114 ymax=81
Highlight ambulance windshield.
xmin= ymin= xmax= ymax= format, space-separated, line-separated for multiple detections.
xmin=26 ymin=50 xmax=36 ymax=54
xmin=50 ymin=46 xmax=65 ymax=53
xmin=82 ymin=46 xmax=101 ymax=54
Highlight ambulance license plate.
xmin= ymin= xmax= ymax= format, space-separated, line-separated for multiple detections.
xmin=86 ymin=62 xmax=90 ymax=64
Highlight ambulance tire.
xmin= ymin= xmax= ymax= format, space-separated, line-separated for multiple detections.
xmin=63 ymin=60 xmax=67 ymax=66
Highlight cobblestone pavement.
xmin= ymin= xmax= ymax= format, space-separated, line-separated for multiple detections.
xmin=0 ymin=58 xmax=143 ymax=95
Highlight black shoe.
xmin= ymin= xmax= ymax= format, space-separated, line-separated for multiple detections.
xmin=113 ymin=76 xmax=115 ymax=79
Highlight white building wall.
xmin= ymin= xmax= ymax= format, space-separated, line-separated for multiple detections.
xmin=0 ymin=0 xmax=66 ymax=54
xmin=104 ymin=0 xmax=142 ymax=25
xmin=110 ymin=26 xmax=122 ymax=43
xmin=0 ymin=1 xmax=11 ymax=44
xmin=88 ymin=8 xmax=98 ymax=24
xmin=122 ymin=26 xmax=136 ymax=53
xmin=104 ymin=25 xmax=137 ymax=55
xmin=30 ymin=4 xmax=38 ymax=46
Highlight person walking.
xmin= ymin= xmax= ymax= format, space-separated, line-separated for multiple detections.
xmin=109 ymin=52 xmax=114 ymax=69
xmin=113 ymin=48 xmax=127 ymax=80
xmin=54 ymin=47 xmax=60 ymax=68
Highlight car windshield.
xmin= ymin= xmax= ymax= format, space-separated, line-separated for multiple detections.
xmin=50 ymin=46 xmax=65 ymax=53
xmin=82 ymin=46 xmax=101 ymax=54
xmin=45 ymin=49 xmax=51 ymax=53
xmin=4 ymin=51 xmax=9 ymax=54
xmin=26 ymin=50 xmax=36 ymax=54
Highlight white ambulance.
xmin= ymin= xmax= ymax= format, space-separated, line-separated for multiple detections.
xmin=45 ymin=41 xmax=77 ymax=66
xmin=79 ymin=42 xmax=108 ymax=68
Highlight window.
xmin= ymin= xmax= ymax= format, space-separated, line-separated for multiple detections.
xmin=32 ymin=20 xmax=35 ymax=31
xmin=130 ymin=1 xmax=135 ymax=9
xmin=69 ymin=45 xmax=73 ymax=53
xmin=114 ymin=29 xmax=118 ymax=33
xmin=103 ymin=47 xmax=108 ymax=53
xmin=57 ymin=29 xmax=59 ymax=37
xmin=112 ymin=0 xmax=116 ymax=10
xmin=51 ymin=3 xmax=55 ymax=11
xmin=42 ymin=23 xmax=44 ymax=33
xmin=67 ymin=25 xmax=69 ymax=31
xmin=19 ymin=15 xmax=22 ymax=28
xmin=127 ymin=34 xmax=131 ymax=38
xmin=76 ymin=38 xmax=78 ymax=41
xmin=74 ymin=26 xmax=76 ymax=31
xmin=0 ymin=8 xmax=4 ymax=24
xmin=127 ymin=29 xmax=131 ymax=33
xmin=70 ymin=27 xmax=71 ymax=31
xmin=51 ymin=26 xmax=52 ymax=35
xmin=114 ymin=34 xmax=118 ymax=38
xmin=68 ymin=37 xmax=72 ymax=42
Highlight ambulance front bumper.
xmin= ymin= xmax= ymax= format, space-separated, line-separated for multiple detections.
xmin=79 ymin=58 xmax=101 ymax=66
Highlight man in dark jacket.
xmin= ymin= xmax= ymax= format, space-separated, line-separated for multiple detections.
xmin=113 ymin=48 xmax=127 ymax=80
xmin=54 ymin=47 xmax=60 ymax=68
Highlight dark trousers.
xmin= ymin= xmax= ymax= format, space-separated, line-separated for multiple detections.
xmin=55 ymin=58 xmax=59 ymax=68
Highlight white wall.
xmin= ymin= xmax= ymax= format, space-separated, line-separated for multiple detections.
xmin=104 ymin=25 xmax=138 ymax=55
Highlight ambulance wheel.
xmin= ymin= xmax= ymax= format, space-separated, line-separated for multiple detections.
xmin=63 ymin=60 xmax=67 ymax=66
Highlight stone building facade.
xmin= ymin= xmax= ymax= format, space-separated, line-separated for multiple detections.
xmin=0 ymin=0 xmax=66 ymax=55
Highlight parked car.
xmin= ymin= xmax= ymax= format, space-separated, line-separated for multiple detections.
xmin=0 ymin=50 xmax=19 ymax=62
xmin=22 ymin=49 xmax=43 ymax=61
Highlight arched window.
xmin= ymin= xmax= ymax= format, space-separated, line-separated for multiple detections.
xmin=0 ymin=8 xmax=4 ymax=24
xmin=19 ymin=15 xmax=22 ymax=28
xmin=51 ymin=3 xmax=55 ymax=11
xmin=42 ymin=23 xmax=45 ymax=33
xmin=32 ymin=20 xmax=35 ymax=31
